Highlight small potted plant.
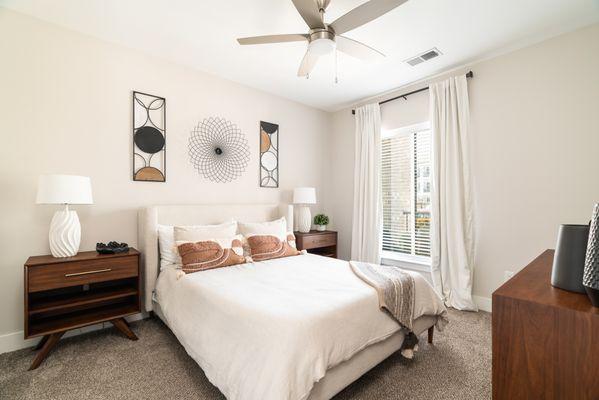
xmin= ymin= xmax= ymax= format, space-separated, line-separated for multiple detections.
xmin=313 ymin=214 xmax=329 ymax=231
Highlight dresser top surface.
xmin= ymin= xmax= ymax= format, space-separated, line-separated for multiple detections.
xmin=25 ymin=249 xmax=140 ymax=267
xmin=493 ymin=249 xmax=599 ymax=314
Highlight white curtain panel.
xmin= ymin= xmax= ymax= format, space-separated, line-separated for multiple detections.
xmin=351 ymin=103 xmax=382 ymax=263
xmin=429 ymin=75 xmax=477 ymax=311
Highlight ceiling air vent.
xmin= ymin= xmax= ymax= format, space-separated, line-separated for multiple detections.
xmin=405 ymin=48 xmax=442 ymax=67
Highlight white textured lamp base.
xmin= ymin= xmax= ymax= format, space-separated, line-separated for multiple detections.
xmin=49 ymin=208 xmax=81 ymax=257
xmin=297 ymin=205 xmax=312 ymax=233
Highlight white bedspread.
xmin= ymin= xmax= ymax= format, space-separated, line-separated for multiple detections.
xmin=155 ymin=253 xmax=446 ymax=400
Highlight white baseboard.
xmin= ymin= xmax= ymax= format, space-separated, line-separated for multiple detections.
xmin=473 ymin=295 xmax=492 ymax=312
xmin=0 ymin=312 xmax=148 ymax=355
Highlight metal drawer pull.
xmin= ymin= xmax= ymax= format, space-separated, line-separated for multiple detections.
xmin=65 ymin=268 xmax=112 ymax=277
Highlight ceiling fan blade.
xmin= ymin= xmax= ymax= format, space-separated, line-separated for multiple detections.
xmin=330 ymin=0 xmax=409 ymax=35
xmin=237 ymin=34 xmax=309 ymax=45
xmin=297 ymin=49 xmax=320 ymax=77
xmin=291 ymin=0 xmax=326 ymax=29
xmin=336 ymin=35 xmax=385 ymax=60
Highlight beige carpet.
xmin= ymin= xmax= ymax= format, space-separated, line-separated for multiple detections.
xmin=0 ymin=309 xmax=491 ymax=399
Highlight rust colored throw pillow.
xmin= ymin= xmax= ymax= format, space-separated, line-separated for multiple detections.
xmin=247 ymin=233 xmax=301 ymax=262
xmin=177 ymin=236 xmax=247 ymax=274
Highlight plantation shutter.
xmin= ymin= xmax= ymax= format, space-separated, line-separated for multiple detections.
xmin=381 ymin=129 xmax=432 ymax=258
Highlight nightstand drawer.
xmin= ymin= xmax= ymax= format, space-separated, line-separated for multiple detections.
xmin=28 ymin=257 xmax=138 ymax=292
xmin=298 ymin=233 xmax=336 ymax=249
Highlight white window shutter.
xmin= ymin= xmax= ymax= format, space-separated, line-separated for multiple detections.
xmin=381 ymin=128 xmax=432 ymax=259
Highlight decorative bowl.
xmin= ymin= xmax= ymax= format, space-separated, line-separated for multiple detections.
xmin=96 ymin=242 xmax=130 ymax=254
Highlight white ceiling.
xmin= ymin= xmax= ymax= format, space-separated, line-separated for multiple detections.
xmin=2 ymin=0 xmax=599 ymax=111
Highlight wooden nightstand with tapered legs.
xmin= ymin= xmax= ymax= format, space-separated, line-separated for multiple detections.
xmin=24 ymin=249 xmax=141 ymax=370
xmin=294 ymin=230 xmax=337 ymax=258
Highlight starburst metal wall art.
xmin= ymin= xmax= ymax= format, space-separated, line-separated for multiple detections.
xmin=133 ymin=91 xmax=166 ymax=182
xmin=189 ymin=117 xmax=250 ymax=183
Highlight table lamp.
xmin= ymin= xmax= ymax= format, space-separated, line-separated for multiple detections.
xmin=293 ymin=187 xmax=316 ymax=233
xmin=36 ymin=174 xmax=93 ymax=257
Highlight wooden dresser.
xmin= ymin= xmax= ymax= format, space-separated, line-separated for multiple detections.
xmin=24 ymin=249 xmax=141 ymax=370
xmin=492 ymin=250 xmax=599 ymax=399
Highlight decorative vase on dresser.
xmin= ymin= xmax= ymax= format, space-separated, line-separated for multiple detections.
xmin=551 ymin=224 xmax=589 ymax=293
xmin=583 ymin=203 xmax=599 ymax=307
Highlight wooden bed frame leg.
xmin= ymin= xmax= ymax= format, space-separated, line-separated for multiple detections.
xmin=110 ymin=318 xmax=138 ymax=341
xmin=427 ymin=326 xmax=434 ymax=344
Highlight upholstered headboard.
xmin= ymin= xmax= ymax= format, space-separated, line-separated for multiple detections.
xmin=138 ymin=204 xmax=292 ymax=311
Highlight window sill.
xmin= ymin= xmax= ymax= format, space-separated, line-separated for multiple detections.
xmin=381 ymin=252 xmax=431 ymax=273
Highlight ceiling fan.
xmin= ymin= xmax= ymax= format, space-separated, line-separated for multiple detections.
xmin=237 ymin=0 xmax=408 ymax=77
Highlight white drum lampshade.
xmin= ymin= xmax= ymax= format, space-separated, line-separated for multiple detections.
xmin=36 ymin=175 xmax=93 ymax=258
xmin=293 ymin=187 xmax=316 ymax=233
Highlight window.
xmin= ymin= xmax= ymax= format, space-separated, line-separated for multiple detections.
xmin=381 ymin=122 xmax=432 ymax=265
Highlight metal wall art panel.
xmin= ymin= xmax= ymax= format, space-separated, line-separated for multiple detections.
xmin=260 ymin=121 xmax=279 ymax=188
xmin=132 ymin=91 xmax=166 ymax=182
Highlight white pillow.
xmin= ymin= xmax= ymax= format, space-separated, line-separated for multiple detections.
xmin=173 ymin=221 xmax=237 ymax=242
xmin=157 ymin=221 xmax=237 ymax=269
xmin=158 ymin=224 xmax=179 ymax=269
xmin=238 ymin=217 xmax=287 ymax=240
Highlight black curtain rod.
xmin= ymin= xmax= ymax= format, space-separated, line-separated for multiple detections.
xmin=351 ymin=70 xmax=474 ymax=115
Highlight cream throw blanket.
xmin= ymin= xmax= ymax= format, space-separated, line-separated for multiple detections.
xmin=350 ymin=261 xmax=437 ymax=331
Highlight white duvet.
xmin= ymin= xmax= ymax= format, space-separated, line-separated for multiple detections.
xmin=155 ymin=253 xmax=446 ymax=400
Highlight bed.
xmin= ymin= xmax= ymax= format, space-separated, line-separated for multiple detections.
xmin=138 ymin=204 xmax=446 ymax=400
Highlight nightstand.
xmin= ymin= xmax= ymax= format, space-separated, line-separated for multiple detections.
xmin=24 ymin=249 xmax=141 ymax=370
xmin=294 ymin=230 xmax=337 ymax=258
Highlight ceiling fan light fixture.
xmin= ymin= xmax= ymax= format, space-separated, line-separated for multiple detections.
xmin=308 ymin=37 xmax=336 ymax=55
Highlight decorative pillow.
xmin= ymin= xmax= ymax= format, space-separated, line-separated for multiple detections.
xmin=247 ymin=232 xmax=301 ymax=262
xmin=176 ymin=235 xmax=248 ymax=274
xmin=238 ymin=218 xmax=289 ymax=257
xmin=158 ymin=221 xmax=237 ymax=269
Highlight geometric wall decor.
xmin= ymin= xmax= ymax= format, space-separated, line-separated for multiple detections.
xmin=132 ymin=91 xmax=166 ymax=182
xmin=189 ymin=117 xmax=250 ymax=183
xmin=259 ymin=121 xmax=279 ymax=188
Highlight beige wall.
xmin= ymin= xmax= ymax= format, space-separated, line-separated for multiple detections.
xmin=0 ymin=9 xmax=330 ymax=336
xmin=325 ymin=23 xmax=599 ymax=301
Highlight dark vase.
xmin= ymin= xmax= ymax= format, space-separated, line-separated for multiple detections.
xmin=551 ymin=224 xmax=589 ymax=293
xmin=583 ymin=203 xmax=599 ymax=307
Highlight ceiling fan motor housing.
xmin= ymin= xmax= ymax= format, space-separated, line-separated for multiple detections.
xmin=308 ymin=29 xmax=336 ymax=55
xmin=309 ymin=29 xmax=335 ymax=41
